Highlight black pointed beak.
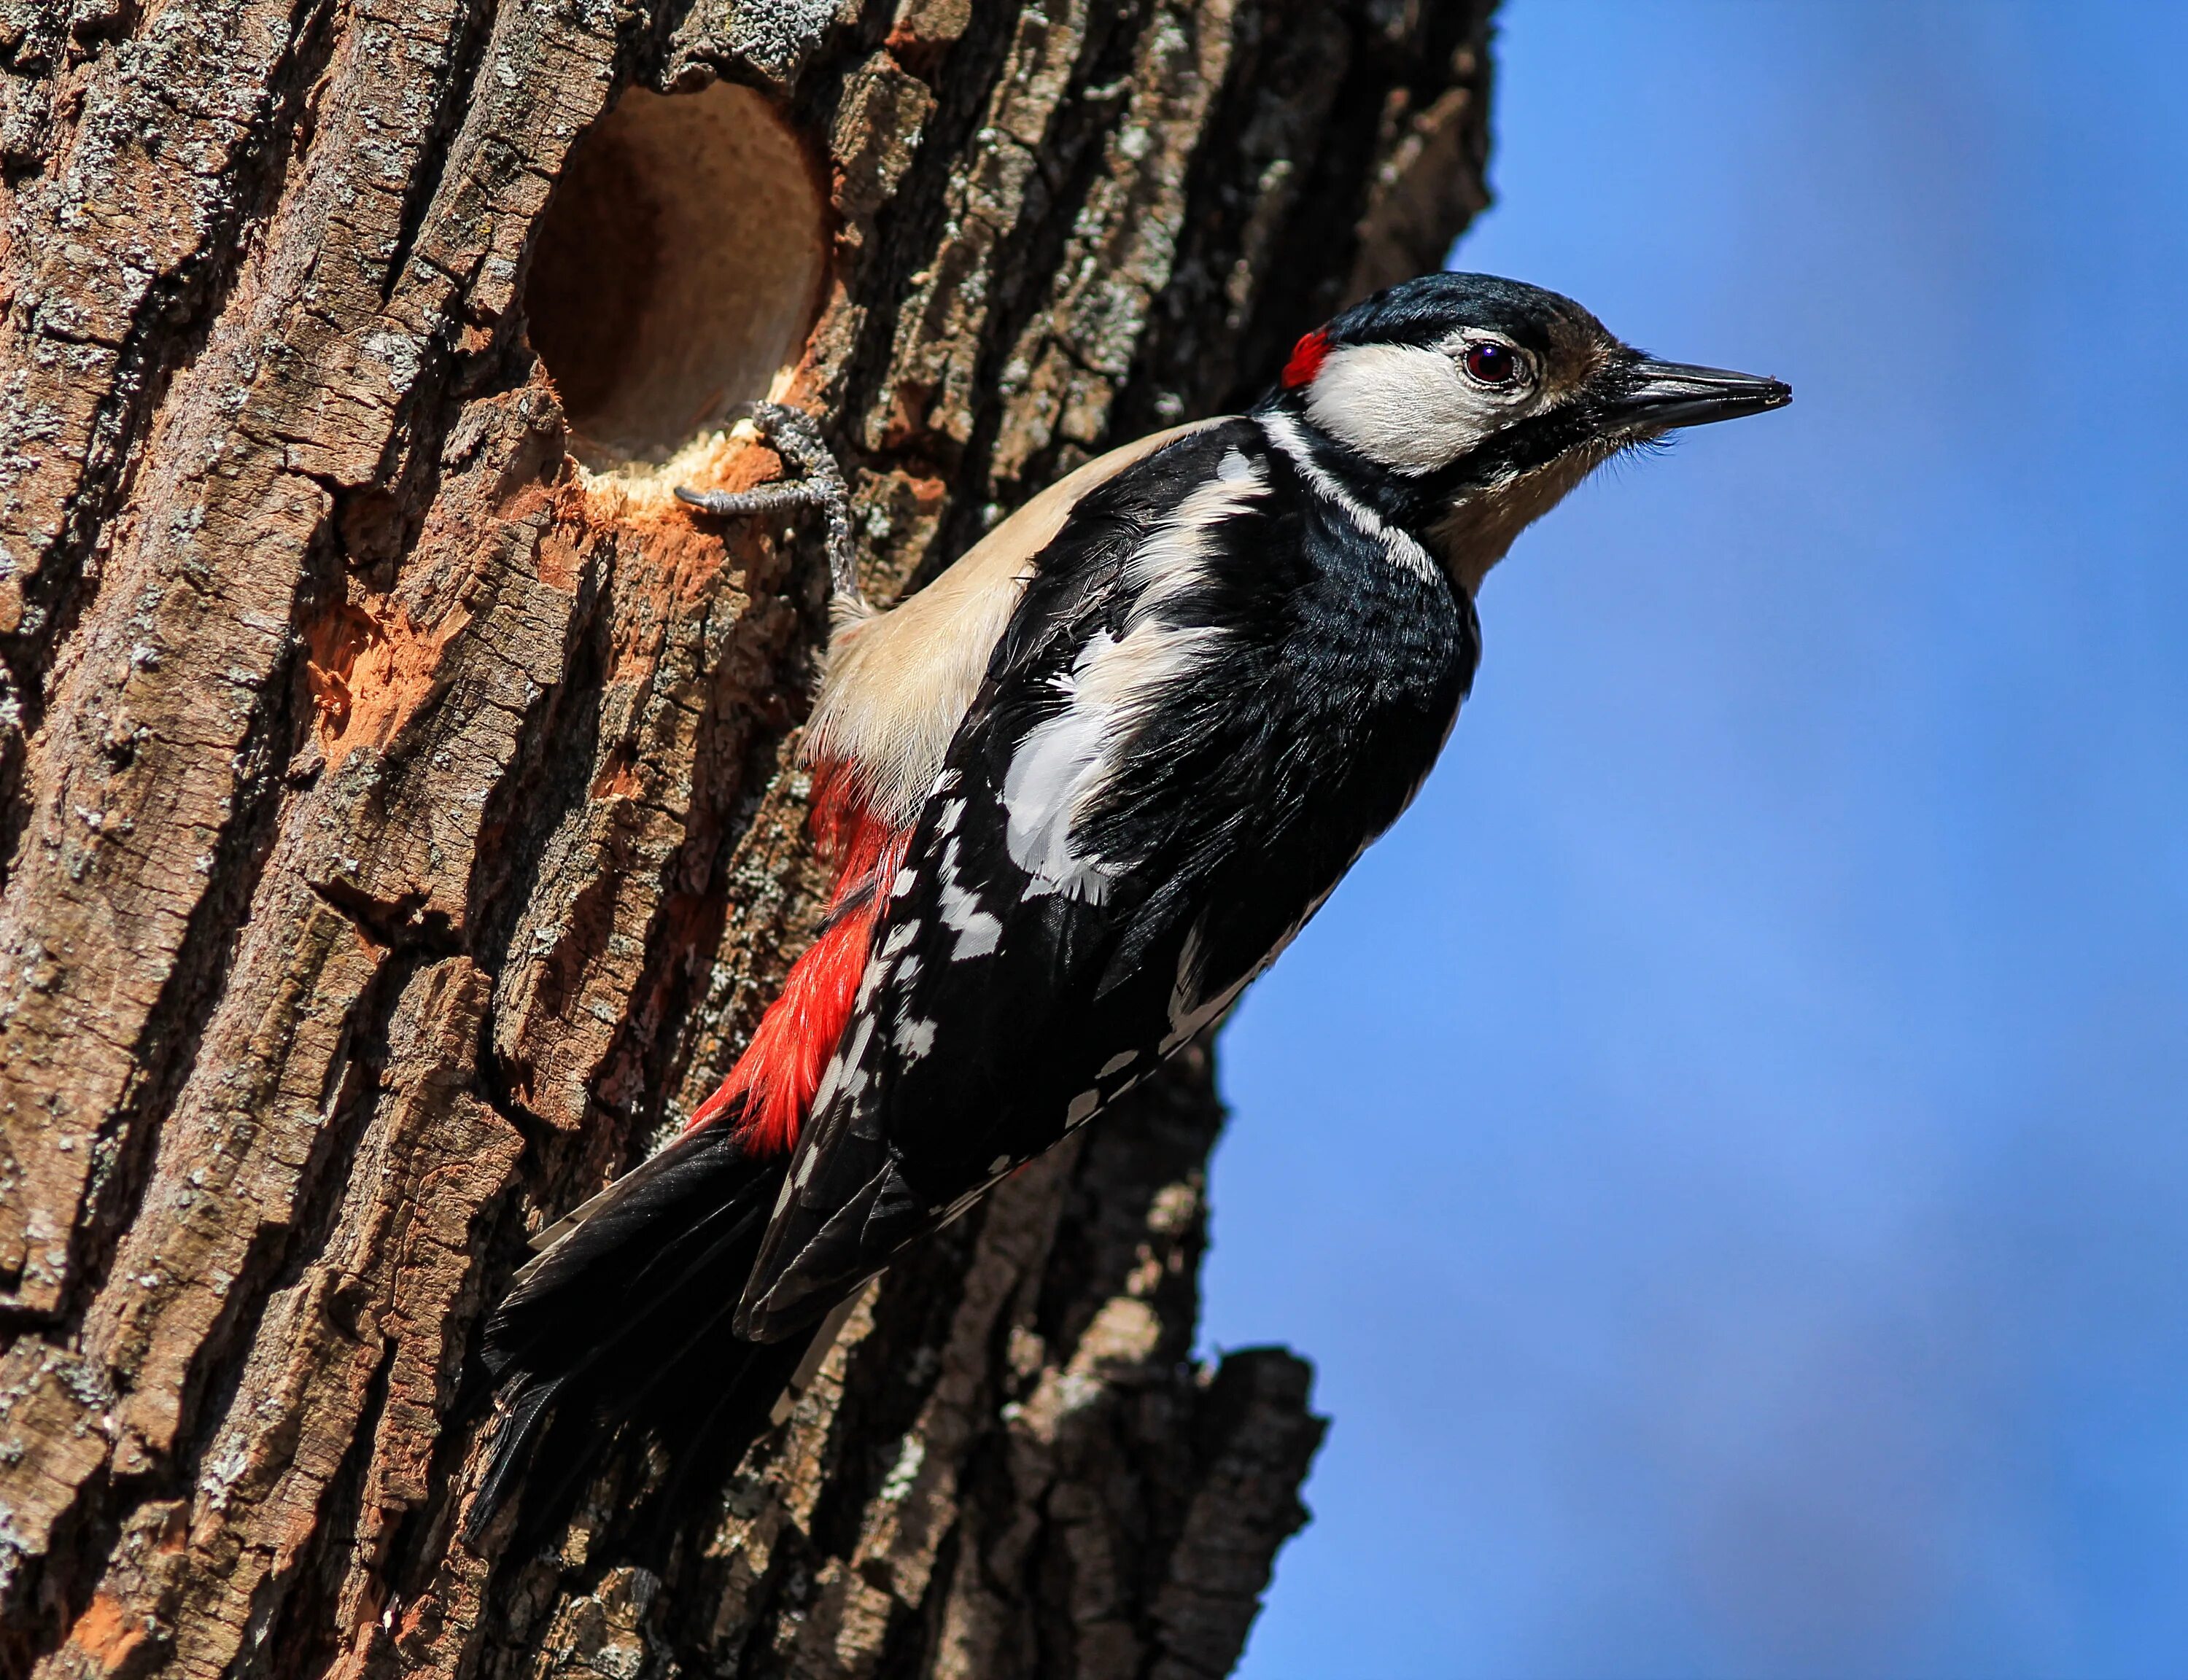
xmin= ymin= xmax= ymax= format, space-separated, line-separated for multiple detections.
xmin=1613 ymin=357 xmax=1792 ymax=431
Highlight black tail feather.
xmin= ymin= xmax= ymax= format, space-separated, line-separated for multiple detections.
xmin=467 ymin=1123 xmax=818 ymax=1547
xmin=470 ymin=1372 xmax=565 ymax=1532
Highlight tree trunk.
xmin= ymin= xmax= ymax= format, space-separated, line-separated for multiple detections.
xmin=0 ymin=0 xmax=1492 ymax=1672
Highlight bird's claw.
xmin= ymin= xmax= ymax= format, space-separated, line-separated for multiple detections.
xmin=677 ymin=402 xmax=862 ymax=606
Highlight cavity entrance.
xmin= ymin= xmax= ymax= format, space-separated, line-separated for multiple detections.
xmin=524 ymin=82 xmax=827 ymax=470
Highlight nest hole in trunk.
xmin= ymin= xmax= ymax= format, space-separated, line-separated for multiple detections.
xmin=524 ymin=81 xmax=828 ymax=472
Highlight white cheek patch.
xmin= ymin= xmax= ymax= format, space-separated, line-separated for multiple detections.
xmin=1306 ymin=341 xmax=1506 ymax=475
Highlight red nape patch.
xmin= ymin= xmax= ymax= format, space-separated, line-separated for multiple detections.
xmin=684 ymin=761 xmax=911 ymax=1157
xmin=1281 ymin=327 xmax=1332 ymax=389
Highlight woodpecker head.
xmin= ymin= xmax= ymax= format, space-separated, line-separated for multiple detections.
xmin=1265 ymin=271 xmax=1791 ymax=591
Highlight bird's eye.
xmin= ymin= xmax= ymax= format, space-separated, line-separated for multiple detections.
xmin=1463 ymin=341 xmax=1522 ymax=386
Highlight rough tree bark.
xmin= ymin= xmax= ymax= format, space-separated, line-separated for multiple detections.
xmin=0 ymin=0 xmax=1494 ymax=1673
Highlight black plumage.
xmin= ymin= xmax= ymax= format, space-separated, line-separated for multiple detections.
xmin=468 ymin=1122 xmax=814 ymax=1542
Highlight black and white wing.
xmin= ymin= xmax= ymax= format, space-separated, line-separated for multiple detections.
xmin=735 ymin=419 xmax=1478 ymax=1341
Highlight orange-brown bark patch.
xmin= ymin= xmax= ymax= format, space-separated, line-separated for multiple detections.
xmin=66 ymin=1591 xmax=148 ymax=1667
xmin=305 ymin=600 xmax=468 ymax=773
xmin=567 ymin=433 xmax=783 ymax=624
xmin=535 ymin=527 xmax=583 ymax=592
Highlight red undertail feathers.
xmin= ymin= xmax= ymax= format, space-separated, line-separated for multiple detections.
xmin=685 ymin=761 xmax=909 ymax=1156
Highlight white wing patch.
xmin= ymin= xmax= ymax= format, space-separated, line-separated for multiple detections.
xmin=936 ymin=834 xmax=1003 ymax=960
xmin=1000 ymin=683 xmax=1117 ymax=902
xmin=803 ymin=421 xmax=1221 ymax=831
xmin=894 ymin=1014 xmax=937 ymax=1062
xmin=1002 ymin=454 xmax=1268 ymax=901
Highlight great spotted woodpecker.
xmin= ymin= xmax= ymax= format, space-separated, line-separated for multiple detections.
xmin=471 ymin=272 xmax=1789 ymax=1534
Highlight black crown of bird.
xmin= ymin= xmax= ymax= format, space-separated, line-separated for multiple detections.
xmin=468 ymin=271 xmax=1791 ymax=1540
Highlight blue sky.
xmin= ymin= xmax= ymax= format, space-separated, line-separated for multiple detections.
xmin=1203 ymin=5 xmax=2188 ymax=1676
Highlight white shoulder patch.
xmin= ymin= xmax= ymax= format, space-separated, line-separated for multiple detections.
xmin=1001 ymin=458 xmax=1267 ymax=898
xmin=803 ymin=419 xmax=1223 ymax=829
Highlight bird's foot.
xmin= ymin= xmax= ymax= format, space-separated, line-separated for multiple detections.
xmin=678 ymin=402 xmax=862 ymax=606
